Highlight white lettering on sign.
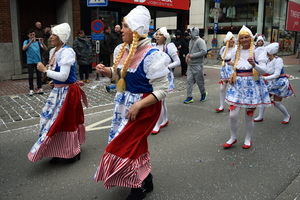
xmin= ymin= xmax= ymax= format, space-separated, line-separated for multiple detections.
xmin=291 ymin=10 xmax=300 ymax=18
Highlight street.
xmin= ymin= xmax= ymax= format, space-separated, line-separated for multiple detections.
xmin=0 ymin=64 xmax=300 ymax=200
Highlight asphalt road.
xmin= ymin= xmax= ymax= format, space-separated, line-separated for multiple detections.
xmin=1 ymin=65 xmax=300 ymax=200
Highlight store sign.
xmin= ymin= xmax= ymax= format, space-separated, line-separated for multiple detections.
xmin=108 ymin=0 xmax=189 ymax=11
xmin=286 ymin=1 xmax=300 ymax=32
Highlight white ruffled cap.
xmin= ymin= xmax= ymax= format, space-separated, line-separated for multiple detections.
xmin=52 ymin=23 xmax=71 ymax=44
xmin=265 ymin=42 xmax=279 ymax=55
xmin=125 ymin=5 xmax=151 ymax=37
xmin=255 ymin=36 xmax=265 ymax=46
xmin=157 ymin=27 xmax=171 ymax=44
xmin=223 ymin=31 xmax=235 ymax=43
xmin=238 ymin=25 xmax=254 ymax=38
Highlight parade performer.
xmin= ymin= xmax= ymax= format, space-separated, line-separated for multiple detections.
xmin=254 ymin=42 xmax=294 ymax=124
xmin=94 ymin=6 xmax=170 ymax=200
xmin=216 ymin=31 xmax=236 ymax=112
xmin=223 ymin=25 xmax=271 ymax=149
xmin=28 ymin=23 xmax=88 ymax=164
xmin=151 ymin=27 xmax=180 ymax=134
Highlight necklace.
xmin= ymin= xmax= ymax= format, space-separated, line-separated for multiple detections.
xmin=47 ymin=45 xmax=63 ymax=70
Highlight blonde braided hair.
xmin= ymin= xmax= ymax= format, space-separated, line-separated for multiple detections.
xmin=112 ymin=31 xmax=140 ymax=92
xmin=221 ymin=37 xmax=232 ymax=67
xmin=232 ymin=31 xmax=259 ymax=83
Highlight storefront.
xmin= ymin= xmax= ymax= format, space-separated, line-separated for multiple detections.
xmin=204 ymin=0 xmax=297 ymax=56
xmin=79 ymin=0 xmax=190 ymax=36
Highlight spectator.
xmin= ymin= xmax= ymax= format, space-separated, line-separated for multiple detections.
xmin=212 ymin=37 xmax=217 ymax=47
xmin=111 ymin=24 xmax=123 ymax=66
xmin=172 ymin=30 xmax=182 ymax=51
xmin=41 ymin=24 xmax=52 ymax=84
xmin=34 ymin=21 xmax=44 ymax=38
xmin=28 ymin=23 xmax=88 ymax=164
xmin=22 ymin=29 xmax=47 ymax=96
xmin=183 ymin=27 xmax=208 ymax=104
xmin=100 ymin=26 xmax=113 ymax=67
xmin=148 ymin=25 xmax=156 ymax=43
xmin=180 ymin=32 xmax=190 ymax=76
xmin=73 ymin=29 xmax=93 ymax=83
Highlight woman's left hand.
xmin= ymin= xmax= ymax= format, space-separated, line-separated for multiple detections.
xmin=37 ymin=62 xmax=46 ymax=73
xmin=126 ymin=103 xmax=141 ymax=121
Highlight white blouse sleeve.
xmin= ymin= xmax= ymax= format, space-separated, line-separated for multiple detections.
xmin=144 ymin=50 xmax=170 ymax=100
xmin=167 ymin=43 xmax=181 ymax=69
xmin=253 ymin=47 xmax=268 ymax=74
xmin=264 ymin=58 xmax=283 ymax=80
xmin=46 ymin=48 xmax=75 ymax=82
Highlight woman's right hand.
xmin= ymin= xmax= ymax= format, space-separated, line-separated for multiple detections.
xmin=96 ymin=63 xmax=106 ymax=74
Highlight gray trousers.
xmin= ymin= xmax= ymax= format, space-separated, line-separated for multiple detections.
xmin=186 ymin=64 xmax=206 ymax=98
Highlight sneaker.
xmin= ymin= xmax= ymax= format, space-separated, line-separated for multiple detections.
xmin=200 ymin=92 xmax=208 ymax=102
xmin=105 ymin=86 xmax=110 ymax=93
xmin=37 ymin=88 xmax=43 ymax=94
xmin=29 ymin=90 xmax=34 ymax=96
xmin=183 ymin=97 xmax=194 ymax=104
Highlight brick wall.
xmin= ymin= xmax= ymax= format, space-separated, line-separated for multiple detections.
xmin=73 ymin=0 xmax=81 ymax=39
xmin=0 ymin=0 xmax=12 ymax=43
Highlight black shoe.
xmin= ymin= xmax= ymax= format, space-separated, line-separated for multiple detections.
xmin=125 ymin=188 xmax=146 ymax=200
xmin=144 ymin=173 xmax=153 ymax=193
xmin=65 ymin=153 xmax=81 ymax=164
xmin=49 ymin=157 xmax=60 ymax=164
xmin=105 ymin=86 xmax=110 ymax=93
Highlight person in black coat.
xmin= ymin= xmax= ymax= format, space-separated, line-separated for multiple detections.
xmin=179 ymin=32 xmax=190 ymax=76
xmin=73 ymin=29 xmax=93 ymax=83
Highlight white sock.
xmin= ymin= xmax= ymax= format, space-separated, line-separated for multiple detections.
xmin=244 ymin=109 xmax=254 ymax=145
xmin=160 ymin=99 xmax=168 ymax=126
xmin=273 ymin=101 xmax=290 ymax=122
xmin=219 ymin=83 xmax=226 ymax=110
xmin=254 ymin=106 xmax=266 ymax=121
xmin=227 ymin=106 xmax=240 ymax=144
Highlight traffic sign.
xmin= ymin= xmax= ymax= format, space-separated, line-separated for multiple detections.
xmin=91 ymin=20 xmax=105 ymax=33
xmin=92 ymin=33 xmax=104 ymax=40
xmin=87 ymin=0 xmax=108 ymax=7
xmin=214 ymin=23 xmax=218 ymax=33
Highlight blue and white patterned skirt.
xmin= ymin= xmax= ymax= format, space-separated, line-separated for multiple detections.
xmin=220 ymin=63 xmax=233 ymax=81
xmin=225 ymin=75 xmax=271 ymax=108
xmin=265 ymin=77 xmax=294 ymax=98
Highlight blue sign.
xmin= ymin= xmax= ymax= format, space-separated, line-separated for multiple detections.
xmin=87 ymin=0 xmax=108 ymax=7
xmin=215 ymin=0 xmax=221 ymax=3
xmin=214 ymin=23 xmax=218 ymax=33
xmin=92 ymin=34 xmax=104 ymax=40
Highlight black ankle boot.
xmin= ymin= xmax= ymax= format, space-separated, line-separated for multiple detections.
xmin=125 ymin=187 xmax=146 ymax=200
xmin=65 ymin=153 xmax=80 ymax=164
xmin=144 ymin=173 xmax=153 ymax=193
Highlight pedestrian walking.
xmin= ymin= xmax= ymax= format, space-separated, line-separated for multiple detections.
xmin=73 ymin=29 xmax=93 ymax=83
xmin=27 ymin=23 xmax=88 ymax=164
xmin=180 ymin=32 xmax=190 ymax=76
xmin=223 ymin=25 xmax=271 ymax=149
xmin=183 ymin=27 xmax=208 ymax=104
xmin=254 ymin=42 xmax=294 ymax=124
xmin=216 ymin=31 xmax=236 ymax=112
xmin=22 ymin=29 xmax=48 ymax=96
xmin=94 ymin=5 xmax=170 ymax=200
xmin=151 ymin=27 xmax=181 ymax=134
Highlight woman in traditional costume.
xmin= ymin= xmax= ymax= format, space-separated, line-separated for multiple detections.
xmin=94 ymin=6 xmax=170 ymax=200
xmin=253 ymin=42 xmax=294 ymax=124
xmin=151 ymin=27 xmax=180 ymax=134
xmin=216 ymin=31 xmax=236 ymax=112
xmin=223 ymin=25 xmax=271 ymax=149
xmin=28 ymin=23 xmax=87 ymax=164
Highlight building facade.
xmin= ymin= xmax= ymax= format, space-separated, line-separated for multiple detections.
xmin=0 ymin=0 xmax=299 ymax=81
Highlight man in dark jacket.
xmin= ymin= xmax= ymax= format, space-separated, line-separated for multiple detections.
xmin=111 ymin=25 xmax=123 ymax=66
xmin=179 ymin=32 xmax=190 ymax=76
xmin=73 ymin=29 xmax=93 ymax=83
xmin=100 ymin=26 xmax=113 ymax=67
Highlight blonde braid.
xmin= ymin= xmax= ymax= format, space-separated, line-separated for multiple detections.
xmin=232 ymin=40 xmax=241 ymax=83
xmin=116 ymin=31 xmax=139 ymax=92
xmin=250 ymin=37 xmax=259 ymax=80
xmin=112 ymin=43 xmax=127 ymax=83
xmin=221 ymin=40 xmax=230 ymax=67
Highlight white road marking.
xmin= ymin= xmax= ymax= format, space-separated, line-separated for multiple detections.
xmin=86 ymin=116 xmax=112 ymax=131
